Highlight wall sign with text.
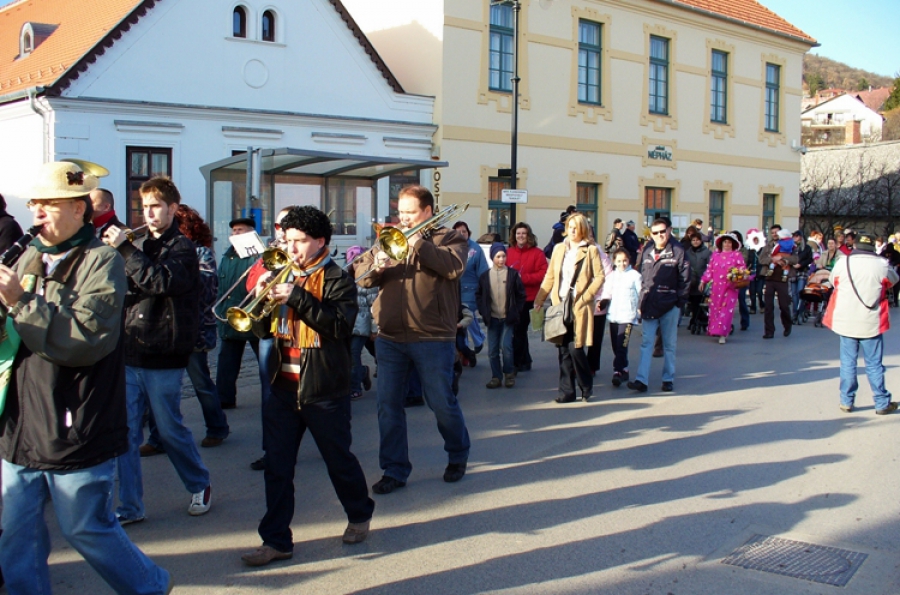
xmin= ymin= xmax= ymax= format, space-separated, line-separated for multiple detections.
xmin=642 ymin=137 xmax=678 ymax=169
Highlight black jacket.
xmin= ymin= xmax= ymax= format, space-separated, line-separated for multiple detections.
xmin=637 ymin=238 xmax=690 ymax=319
xmin=475 ymin=267 xmax=526 ymax=325
xmin=622 ymin=229 xmax=641 ymax=261
xmin=119 ymin=223 xmax=200 ymax=369
xmin=0 ymin=212 xmax=23 ymax=254
xmin=253 ymin=260 xmax=358 ymax=407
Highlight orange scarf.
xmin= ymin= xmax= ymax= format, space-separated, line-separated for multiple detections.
xmin=272 ymin=249 xmax=329 ymax=348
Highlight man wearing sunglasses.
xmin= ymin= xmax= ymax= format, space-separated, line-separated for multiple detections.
xmin=628 ymin=218 xmax=690 ymax=393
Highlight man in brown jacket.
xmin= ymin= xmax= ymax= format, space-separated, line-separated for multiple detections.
xmin=355 ymin=185 xmax=470 ymax=493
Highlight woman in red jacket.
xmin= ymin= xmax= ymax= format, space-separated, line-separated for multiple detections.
xmin=506 ymin=222 xmax=548 ymax=372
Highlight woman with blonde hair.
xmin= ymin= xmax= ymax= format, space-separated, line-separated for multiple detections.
xmin=535 ymin=213 xmax=605 ymax=403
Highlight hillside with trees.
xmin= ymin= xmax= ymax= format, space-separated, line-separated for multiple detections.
xmin=803 ymin=54 xmax=893 ymax=96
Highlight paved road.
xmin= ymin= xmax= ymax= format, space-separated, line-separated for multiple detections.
xmin=42 ymin=313 xmax=900 ymax=594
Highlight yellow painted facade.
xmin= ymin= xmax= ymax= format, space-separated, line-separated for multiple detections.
xmin=353 ymin=0 xmax=814 ymax=241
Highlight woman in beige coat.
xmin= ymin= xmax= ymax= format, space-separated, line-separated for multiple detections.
xmin=535 ymin=213 xmax=605 ymax=403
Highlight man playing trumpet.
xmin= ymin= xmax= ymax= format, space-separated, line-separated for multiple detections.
xmin=240 ymin=205 xmax=373 ymax=567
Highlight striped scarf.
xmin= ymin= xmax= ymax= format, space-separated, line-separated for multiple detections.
xmin=274 ymin=249 xmax=330 ymax=382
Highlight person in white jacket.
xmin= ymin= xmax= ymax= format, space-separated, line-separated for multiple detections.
xmin=823 ymin=233 xmax=899 ymax=414
xmin=600 ymin=248 xmax=643 ymax=387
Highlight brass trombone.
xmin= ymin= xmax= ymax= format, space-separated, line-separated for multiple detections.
xmin=225 ymin=262 xmax=296 ymax=333
xmin=212 ymin=247 xmax=292 ymax=326
xmin=355 ymin=203 xmax=469 ymax=283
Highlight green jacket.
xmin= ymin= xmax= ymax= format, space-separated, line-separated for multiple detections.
xmin=0 ymin=237 xmax=128 ymax=469
xmin=217 ymin=246 xmax=257 ymax=341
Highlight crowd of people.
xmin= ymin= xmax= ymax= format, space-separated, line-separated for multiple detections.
xmin=0 ymin=161 xmax=897 ymax=593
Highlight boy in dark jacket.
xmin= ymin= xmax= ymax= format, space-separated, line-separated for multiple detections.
xmin=476 ymin=243 xmax=526 ymax=389
xmin=104 ymin=176 xmax=211 ymax=524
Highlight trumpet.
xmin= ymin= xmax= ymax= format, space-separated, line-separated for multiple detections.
xmin=212 ymin=247 xmax=291 ymax=324
xmin=355 ymin=203 xmax=469 ymax=283
xmin=225 ymin=259 xmax=296 ymax=333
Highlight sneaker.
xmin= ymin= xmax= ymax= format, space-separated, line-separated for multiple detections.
xmin=362 ymin=366 xmax=372 ymax=391
xmin=627 ymin=380 xmax=648 ymax=392
xmin=188 ymin=486 xmax=211 ymax=516
xmin=611 ymin=372 xmax=622 ymax=387
xmin=117 ymin=515 xmax=146 ymax=526
xmin=250 ymin=456 xmax=266 ymax=471
xmin=241 ymin=545 xmax=292 ymax=567
xmin=372 ymin=475 xmax=406 ymax=494
xmin=486 ymin=378 xmax=501 ymax=389
xmin=839 ymin=404 xmax=853 ymax=413
xmin=201 ymin=436 xmax=224 ymax=448
xmin=443 ymin=462 xmax=467 ymax=483
xmin=139 ymin=443 xmax=165 ymax=457
xmin=342 ymin=520 xmax=370 ymax=544
xmin=875 ymin=402 xmax=898 ymax=415
xmin=661 ymin=381 xmax=674 ymax=392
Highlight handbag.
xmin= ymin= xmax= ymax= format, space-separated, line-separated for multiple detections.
xmin=542 ymin=256 xmax=585 ymax=344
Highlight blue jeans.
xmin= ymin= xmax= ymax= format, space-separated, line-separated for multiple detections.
xmin=487 ymin=317 xmax=514 ymax=378
xmin=117 ymin=367 xmax=210 ymax=521
xmin=636 ymin=307 xmax=679 ymax=385
xmin=0 ymin=459 xmax=170 ymax=594
xmin=738 ymin=287 xmax=750 ymax=329
xmin=790 ymin=276 xmax=807 ymax=319
xmin=462 ymin=298 xmax=485 ymax=350
xmin=350 ymin=335 xmax=368 ymax=394
xmin=148 ymin=351 xmax=229 ymax=446
xmin=375 ymin=337 xmax=470 ymax=482
xmin=259 ymin=386 xmax=374 ymax=552
xmin=839 ymin=334 xmax=892 ymax=411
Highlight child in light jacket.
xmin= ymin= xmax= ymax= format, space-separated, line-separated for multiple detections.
xmin=600 ymin=248 xmax=643 ymax=386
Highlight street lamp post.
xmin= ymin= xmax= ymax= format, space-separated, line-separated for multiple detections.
xmin=493 ymin=0 xmax=520 ymax=233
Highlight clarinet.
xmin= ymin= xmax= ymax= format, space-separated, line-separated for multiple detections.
xmin=0 ymin=225 xmax=43 ymax=267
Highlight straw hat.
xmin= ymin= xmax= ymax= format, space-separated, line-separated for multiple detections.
xmin=27 ymin=160 xmax=108 ymax=199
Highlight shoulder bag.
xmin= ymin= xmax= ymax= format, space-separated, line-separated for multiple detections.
xmin=543 ymin=255 xmax=585 ymax=345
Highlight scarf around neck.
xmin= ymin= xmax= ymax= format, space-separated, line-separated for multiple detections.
xmin=273 ymin=248 xmax=332 ymax=347
xmin=30 ymin=223 xmax=94 ymax=254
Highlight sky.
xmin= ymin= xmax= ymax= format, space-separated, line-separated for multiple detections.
xmin=749 ymin=0 xmax=898 ymax=77
xmin=0 ymin=0 xmax=896 ymax=78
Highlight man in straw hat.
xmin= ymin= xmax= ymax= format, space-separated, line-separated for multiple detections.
xmin=0 ymin=161 xmax=172 ymax=593
xmin=824 ymin=233 xmax=900 ymax=415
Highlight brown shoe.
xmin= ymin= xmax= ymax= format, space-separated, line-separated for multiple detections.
xmin=241 ymin=545 xmax=293 ymax=567
xmin=342 ymin=520 xmax=370 ymax=544
xmin=504 ymin=374 xmax=515 ymax=388
xmin=200 ymin=436 xmax=224 ymax=448
xmin=486 ymin=378 xmax=501 ymax=389
xmin=139 ymin=443 xmax=165 ymax=457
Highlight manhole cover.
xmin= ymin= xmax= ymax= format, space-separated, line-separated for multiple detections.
xmin=721 ymin=534 xmax=867 ymax=587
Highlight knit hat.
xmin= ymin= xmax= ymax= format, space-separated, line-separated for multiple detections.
xmin=490 ymin=242 xmax=507 ymax=260
xmin=777 ymin=229 xmax=792 ymax=240
xmin=345 ymin=245 xmax=364 ymax=262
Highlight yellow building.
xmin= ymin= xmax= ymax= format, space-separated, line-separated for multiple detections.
xmin=347 ymin=0 xmax=816 ymax=242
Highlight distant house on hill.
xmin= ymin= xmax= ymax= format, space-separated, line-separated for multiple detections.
xmin=801 ymin=94 xmax=884 ymax=146
xmin=854 ymin=87 xmax=892 ymax=113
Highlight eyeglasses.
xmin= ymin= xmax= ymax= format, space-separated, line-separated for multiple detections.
xmin=650 ymin=230 xmax=667 ymax=236
xmin=26 ymin=199 xmax=75 ymax=212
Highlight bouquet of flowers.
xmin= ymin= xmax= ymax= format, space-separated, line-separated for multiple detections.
xmin=727 ymin=266 xmax=752 ymax=289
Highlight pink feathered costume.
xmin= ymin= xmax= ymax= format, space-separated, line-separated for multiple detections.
xmin=700 ymin=250 xmax=746 ymax=337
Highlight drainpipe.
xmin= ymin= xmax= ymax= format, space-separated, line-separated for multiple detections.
xmin=26 ymin=87 xmax=50 ymax=163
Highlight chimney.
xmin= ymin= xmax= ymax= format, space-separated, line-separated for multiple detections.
xmin=845 ymin=120 xmax=861 ymax=145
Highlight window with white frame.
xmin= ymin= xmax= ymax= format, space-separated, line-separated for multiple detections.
xmin=649 ymin=36 xmax=669 ymax=115
xmin=711 ymin=50 xmax=728 ymax=124
xmin=578 ymin=20 xmax=602 ymax=105
xmin=489 ymin=4 xmax=513 ymax=92
xmin=765 ymin=63 xmax=781 ymax=132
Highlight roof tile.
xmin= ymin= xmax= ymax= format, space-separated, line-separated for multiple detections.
xmin=667 ymin=0 xmax=816 ymax=44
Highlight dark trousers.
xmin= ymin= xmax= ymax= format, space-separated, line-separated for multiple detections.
xmin=558 ymin=325 xmax=593 ymax=398
xmin=216 ymin=338 xmax=262 ymax=406
xmin=512 ymin=300 xmax=534 ymax=368
xmin=586 ymin=313 xmax=607 ymax=373
xmin=749 ymin=277 xmax=765 ymax=310
xmin=738 ymin=287 xmax=750 ymax=329
xmin=608 ymin=322 xmax=633 ymax=373
xmin=259 ymin=385 xmax=374 ymax=553
xmin=764 ymin=280 xmax=792 ymax=336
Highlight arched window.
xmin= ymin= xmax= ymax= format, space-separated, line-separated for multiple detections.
xmin=233 ymin=6 xmax=247 ymax=38
xmin=23 ymin=31 xmax=33 ymax=54
xmin=261 ymin=10 xmax=275 ymax=42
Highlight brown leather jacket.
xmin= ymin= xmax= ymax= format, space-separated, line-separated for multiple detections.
xmin=355 ymin=226 xmax=466 ymax=342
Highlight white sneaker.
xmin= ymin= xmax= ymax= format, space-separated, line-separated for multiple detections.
xmin=188 ymin=485 xmax=211 ymax=516
xmin=718 ymin=336 xmax=726 ymax=344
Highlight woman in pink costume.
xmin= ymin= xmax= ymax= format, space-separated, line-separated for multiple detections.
xmin=700 ymin=233 xmax=746 ymax=344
